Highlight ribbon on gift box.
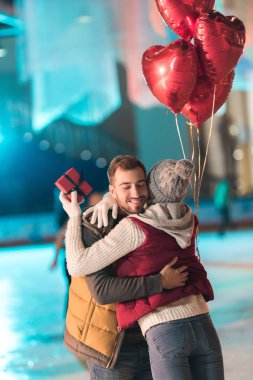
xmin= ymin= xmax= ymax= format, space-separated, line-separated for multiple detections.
xmin=55 ymin=167 xmax=93 ymax=203
xmin=64 ymin=171 xmax=86 ymax=197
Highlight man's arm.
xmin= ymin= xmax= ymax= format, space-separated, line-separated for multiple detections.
xmin=61 ymin=191 xmax=188 ymax=303
xmin=85 ymin=267 xmax=163 ymax=305
xmin=83 ymin=223 xmax=188 ymax=305
xmin=82 ymin=220 xmax=163 ymax=304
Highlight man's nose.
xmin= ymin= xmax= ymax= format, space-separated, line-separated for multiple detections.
xmin=130 ymin=186 xmax=141 ymax=197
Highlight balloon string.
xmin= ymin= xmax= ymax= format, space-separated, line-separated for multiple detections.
xmin=175 ymin=115 xmax=186 ymax=159
xmin=194 ymin=84 xmax=216 ymax=220
xmin=188 ymin=122 xmax=194 ymax=191
xmin=188 ymin=121 xmax=200 ymax=260
xmin=196 ymin=224 xmax=201 ymax=261
xmin=199 ymin=84 xmax=216 ymax=190
xmin=195 ymin=128 xmax=201 ymax=217
xmin=189 ymin=122 xmax=195 ymax=162
xmin=187 ymin=121 xmax=198 ymax=214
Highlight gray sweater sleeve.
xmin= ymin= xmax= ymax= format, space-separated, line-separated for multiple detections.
xmin=85 ymin=266 xmax=162 ymax=305
xmin=82 ymin=217 xmax=163 ymax=305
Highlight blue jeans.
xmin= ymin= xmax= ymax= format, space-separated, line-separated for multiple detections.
xmin=145 ymin=313 xmax=224 ymax=380
xmin=87 ymin=326 xmax=152 ymax=379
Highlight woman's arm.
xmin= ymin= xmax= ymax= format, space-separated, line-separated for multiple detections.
xmin=60 ymin=190 xmax=188 ymax=290
xmin=80 ymin=210 xmax=163 ymax=304
xmin=65 ymin=215 xmax=143 ymax=276
xmin=60 ymin=190 xmax=143 ymax=276
xmin=83 ymin=192 xmax=118 ymax=228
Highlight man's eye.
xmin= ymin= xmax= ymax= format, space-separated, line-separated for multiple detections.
xmin=122 ymin=187 xmax=130 ymax=190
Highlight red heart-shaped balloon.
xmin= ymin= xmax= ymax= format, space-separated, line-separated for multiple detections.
xmin=181 ymin=70 xmax=235 ymax=128
xmin=142 ymin=40 xmax=198 ymax=114
xmin=194 ymin=11 xmax=246 ymax=83
xmin=155 ymin=0 xmax=215 ymax=40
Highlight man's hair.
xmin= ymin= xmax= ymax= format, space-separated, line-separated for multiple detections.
xmin=107 ymin=155 xmax=146 ymax=184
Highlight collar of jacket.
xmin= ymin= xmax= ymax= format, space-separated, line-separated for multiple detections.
xmin=82 ymin=209 xmax=126 ymax=239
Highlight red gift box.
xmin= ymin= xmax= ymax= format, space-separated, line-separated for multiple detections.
xmin=55 ymin=167 xmax=92 ymax=203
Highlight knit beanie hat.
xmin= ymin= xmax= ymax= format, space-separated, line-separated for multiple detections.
xmin=147 ymin=159 xmax=194 ymax=203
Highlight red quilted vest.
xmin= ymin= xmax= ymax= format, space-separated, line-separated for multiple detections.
xmin=115 ymin=216 xmax=214 ymax=330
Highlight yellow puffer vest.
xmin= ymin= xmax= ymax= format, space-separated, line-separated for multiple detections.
xmin=64 ymin=218 xmax=124 ymax=368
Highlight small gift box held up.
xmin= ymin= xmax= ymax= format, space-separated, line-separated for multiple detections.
xmin=55 ymin=168 xmax=92 ymax=203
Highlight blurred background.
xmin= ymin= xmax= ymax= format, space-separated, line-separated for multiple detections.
xmin=0 ymin=0 xmax=252 ymax=379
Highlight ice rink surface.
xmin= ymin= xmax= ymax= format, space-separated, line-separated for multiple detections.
xmin=0 ymin=229 xmax=253 ymax=379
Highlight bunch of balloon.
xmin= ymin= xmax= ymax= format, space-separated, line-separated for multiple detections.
xmin=142 ymin=0 xmax=246 ymax=213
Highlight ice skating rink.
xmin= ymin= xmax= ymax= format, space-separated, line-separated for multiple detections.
xmin=1 ymin=230 xmax=253 ymax=380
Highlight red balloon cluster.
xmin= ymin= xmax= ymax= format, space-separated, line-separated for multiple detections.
xmin=142 ymin=1 xmax=246 ymax=128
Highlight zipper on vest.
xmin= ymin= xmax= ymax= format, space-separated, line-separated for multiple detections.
xmin=82 ymin=217 xmax=124 ymax=369
xmin=106 ymin=330 xmax=125 ymax=369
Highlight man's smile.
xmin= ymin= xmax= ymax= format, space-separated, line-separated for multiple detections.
xmin=128 ymin=198 xmax=145 ymax=205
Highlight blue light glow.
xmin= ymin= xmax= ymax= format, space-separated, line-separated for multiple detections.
xmin=16 ymin=0 xmax=121 ymax=131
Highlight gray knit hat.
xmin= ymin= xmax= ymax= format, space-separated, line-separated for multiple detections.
xmin=147 ymin=159 xmax=194 ymax=203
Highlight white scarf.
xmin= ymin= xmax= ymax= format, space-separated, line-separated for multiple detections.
xmin=132 ymin=203 xmax=195 ymax=249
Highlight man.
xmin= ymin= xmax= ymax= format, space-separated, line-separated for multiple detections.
xmin=62 ymin=155 xmax=188 ymax=379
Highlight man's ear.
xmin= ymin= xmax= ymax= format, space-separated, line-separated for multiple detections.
xmin=109 ymin=184 xmax=117 ymax=199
